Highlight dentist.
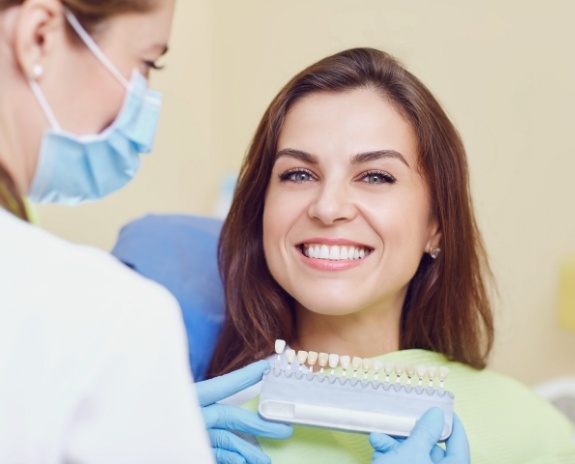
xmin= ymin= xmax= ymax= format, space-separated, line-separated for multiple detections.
xmin=0 ymin=0 xmax=213 ymax=462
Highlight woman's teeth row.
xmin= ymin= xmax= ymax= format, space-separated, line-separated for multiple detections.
xmin=303 ymin=244 xmax=370 ymax=260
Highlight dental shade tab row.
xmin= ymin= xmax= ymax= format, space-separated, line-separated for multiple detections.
xmin=258 ymin=339 xmax=455 ymax=440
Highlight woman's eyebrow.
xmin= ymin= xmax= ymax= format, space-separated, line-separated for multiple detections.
xmin=275 ymin=148 xmax=409 ymax=167
xmin=275 ymin=148 xmax=318 ymax=164
xmin=351 ymin=150 xmax=409 ymax=167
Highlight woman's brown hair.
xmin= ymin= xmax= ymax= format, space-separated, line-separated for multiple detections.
xmin=0 ymin=0 xmax=157 ymax=219
xmin=209 ymin=47 xmax=494 ymax=377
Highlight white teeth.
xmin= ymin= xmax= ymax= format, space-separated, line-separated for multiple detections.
xmin=329 ymin=246 xmax=340 ymax=260
xmin=303 ymin=244 xmax=371 ymax=261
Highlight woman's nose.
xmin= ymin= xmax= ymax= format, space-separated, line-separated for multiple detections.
xmin=307 ymin=183 xmax=357 ymax=225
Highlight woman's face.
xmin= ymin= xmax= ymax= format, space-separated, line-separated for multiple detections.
xmin=263 ymin=88 xmax=440 ymax=322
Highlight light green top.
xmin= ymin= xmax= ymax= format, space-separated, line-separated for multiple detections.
xmin=243 ymin=350 xmax=575 ymax=463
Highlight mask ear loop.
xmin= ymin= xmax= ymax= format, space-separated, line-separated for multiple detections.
xmin=29 ymin=79 xmax=62 ymax=131
xmin=63 ymin=9 xmax=129 ymax=89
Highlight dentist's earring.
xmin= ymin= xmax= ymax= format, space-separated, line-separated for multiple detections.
xmin=428 ymin=245 xmax=441 ymax=259
xmin=31 ymin=64 xmax=44 ymax=79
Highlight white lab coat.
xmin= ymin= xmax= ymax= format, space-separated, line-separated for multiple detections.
xmin=0 ymin=208 xmax=214 ymax=464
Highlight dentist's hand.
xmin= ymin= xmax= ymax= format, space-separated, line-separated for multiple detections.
xmin=369 ymin=408 xmax=470 ymax=464
xmin=195 ymin=360 xmax=293 ymax=464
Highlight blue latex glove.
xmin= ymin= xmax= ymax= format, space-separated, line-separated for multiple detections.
xmin=195 ymin=360 xmax=293 ymax=464
xmin=370 ymin=408 xmax=470 ymax=463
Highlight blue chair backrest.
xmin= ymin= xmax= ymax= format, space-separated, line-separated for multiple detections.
xmin=112 ymin=214 xmax=225 ymax=381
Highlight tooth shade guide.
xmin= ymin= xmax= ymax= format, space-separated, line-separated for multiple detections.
xmin=439 ymin=366 xmax=450 ymax=388
xmin=394 ymin=364 xmax=404 ymax=383
xmin=351 ymin=356 xmax=362 ymax=378
xmin=427 ymin=366 xmax=438 ymax=387
xmin=405 ymin=365 xmax=415 ymax=385
xmin=296 ymin=350 xmax=308 ymax=370
xmin=383 ymin=362 xmax=393 ymax=382
xmin=269 ymin=340 xmax=448 ymax=390
xmin=416 ymin=365 xmax=427 ymax=386
xmin=362 ymin=358 xmax=373 ymax=380
xmin=339 ymin=355 xmax=351 ymax=377
xmin=318 ymin=352 xmax=329 ymax=374
xmin=373 ymin=361 xmax=384 ymax=381
xmin=307 ymin=351 xmax=319 ymax=372
xmin=259 ymin=357 xmax=456 ymax=439
xmin=275 ymin=339 xmax=286 ymax=367
xmin=285 ymin=349 xmax=296 ymax=369
xmin=328 ymin=353 xmax=340 ymax=375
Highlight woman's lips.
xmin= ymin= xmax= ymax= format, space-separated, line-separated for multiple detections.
xmin=298 ymin=242 xmax=373 ymax=270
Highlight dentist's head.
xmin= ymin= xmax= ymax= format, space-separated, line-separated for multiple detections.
xmin=0 ymin=0 xmax=175 ymax=214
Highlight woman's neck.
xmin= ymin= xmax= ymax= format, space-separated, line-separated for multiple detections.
xmin=292 ymin=303 xmax=402 ymax=358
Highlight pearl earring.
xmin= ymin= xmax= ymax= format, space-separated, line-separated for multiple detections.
xmin=32 ymin=64 xmax=44 ymax=79
xmin=428 ymin=246 xmax=441 ymax=259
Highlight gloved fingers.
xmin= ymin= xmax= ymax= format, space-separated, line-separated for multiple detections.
xmin=208 ymin=428 xmax=271 ymax=464
xmin=444 ymin=414 xmax=470 ymax=461
xmin=430 ymin=443 xmax=446 ymax=463
xmin=196 ymin=360 xmax=270 ymax=406
xmin=369 ymin=432 xmax=400 ymax=454
xmin=203 ymin=403 xmax=293 ymax=439
xmin=213 ymin=447 xmax=247 ymax=464
xmin=405 ymin=407 xmax=444 ymax=451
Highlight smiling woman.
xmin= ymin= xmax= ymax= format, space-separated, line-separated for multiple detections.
xmin=211 ymin=47 xmax=492 ymax=375
xmin=264 ymin=88 xmax=439 ymax=352
xmin=205 ymin=47 xmax=575 ymax=463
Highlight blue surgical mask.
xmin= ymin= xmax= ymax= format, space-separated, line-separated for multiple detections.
xmin=28 ymin=10 xmax=162 ymax=205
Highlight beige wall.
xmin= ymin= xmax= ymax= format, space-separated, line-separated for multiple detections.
xmin=37 ymin=0 xmax=575 ymax=385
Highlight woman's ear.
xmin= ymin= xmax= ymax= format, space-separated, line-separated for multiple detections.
xmin=425 ymin=219 xmax=442 ymax=255
xmin=13 ymin=0 xmax=64 ymax=80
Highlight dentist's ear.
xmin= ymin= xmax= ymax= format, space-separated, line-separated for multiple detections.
xmin=13 ymin=0 xmax=65 ymax=80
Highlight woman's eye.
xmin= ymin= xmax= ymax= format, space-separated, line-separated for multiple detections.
xmin=278 ymin=169 xmax=315 ymax=183
xmin=359 ymin=171 xmax=396 ymax=184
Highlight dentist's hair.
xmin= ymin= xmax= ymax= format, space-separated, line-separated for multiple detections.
xmin=0 ymin=0 xmax=157 ymax=41
xmin=0 ymin=163 xmax=27 ymax=220
xmin=0 ymin=0 xmax=157 ymax=27
xmin=209 ymin=47 xmax=494 ymax=377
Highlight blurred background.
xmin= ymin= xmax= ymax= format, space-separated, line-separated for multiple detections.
xmin=36 ymin=0 xmax=575 ymax=387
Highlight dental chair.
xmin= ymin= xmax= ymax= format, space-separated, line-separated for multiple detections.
xmin=112 ymin=214 xmax=225 ymax=381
